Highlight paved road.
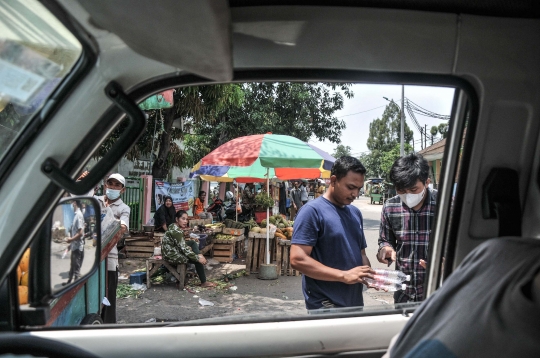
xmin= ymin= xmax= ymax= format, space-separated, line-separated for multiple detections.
xmin=116 ymin=196 xmax=394 ymax=324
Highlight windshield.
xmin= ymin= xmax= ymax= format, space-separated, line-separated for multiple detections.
xmin=0 ymin=0 xmax=82 ymax=162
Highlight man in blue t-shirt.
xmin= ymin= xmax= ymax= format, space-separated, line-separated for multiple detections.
xmin=291 ymin=156 xmax=375 ymax=309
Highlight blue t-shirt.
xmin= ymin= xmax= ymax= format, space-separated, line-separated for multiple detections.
xmin=292 ymin=197 xmax=367 ymax=309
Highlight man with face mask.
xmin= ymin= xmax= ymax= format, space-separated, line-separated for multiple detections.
xmin=377 ymin=154 xmax=437 ymax=304
xmin=96 ymin=173 xmax=130 ymax=323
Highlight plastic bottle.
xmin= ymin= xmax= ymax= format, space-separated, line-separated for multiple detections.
xmin=373 ymin=269 xmax=410 ymax=281
xmin=365 ymin=278 xmax=406 ymax=292
xmin=372 ymin=275 xmax=407 ymax=285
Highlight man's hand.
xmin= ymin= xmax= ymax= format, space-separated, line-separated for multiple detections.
xmin=377 ymin=246 xmax=396 ymax=265
xmin=341 ymin=266 xmax=375 ymax=285
xmin=419 ymin=259 xmax=427 ymax=269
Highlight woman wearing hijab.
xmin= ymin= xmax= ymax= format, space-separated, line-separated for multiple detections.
xmin=154 ymin=195 xmax=176 ymax=232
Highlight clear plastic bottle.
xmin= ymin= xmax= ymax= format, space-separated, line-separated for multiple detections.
xmin=372 ymin=275 xmax=406 ymax=285
xmin=365 ymin=278 xmax=406 ymax=292
xmin=373 ymin=268 xmax=410 ymax=281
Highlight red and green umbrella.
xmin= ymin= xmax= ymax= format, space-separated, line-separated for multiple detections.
xmin=200 ymin=133 xmax=335 ymax=170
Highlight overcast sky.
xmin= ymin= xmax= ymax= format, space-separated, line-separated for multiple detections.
xmin=309 ymin=84 xmax=456 ymax=157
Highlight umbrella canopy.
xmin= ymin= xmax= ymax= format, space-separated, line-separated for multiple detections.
xmin=192 ymin=157 xmax=332 ymax=181
xmin=200 ymin=134 xmax=334 ymax=169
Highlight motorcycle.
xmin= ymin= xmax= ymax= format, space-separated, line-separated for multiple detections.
xmin=224 ymin=199 xmax=252 ymax=222
xmin=206 ymin=198 xmax=224 ymax=222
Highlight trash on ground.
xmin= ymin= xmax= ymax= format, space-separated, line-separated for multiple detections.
xmin=229 ymin=286 xmax=238 ymax=291
xmin=145 ymin=318 xmax=156 ymax=323
xmin=102 ymin=297 xmax=111 ymax=306
xmin=199 ymin=298 xmax=215 ymax=306
xmin=131 ymin=283 xmax=147 ymax=291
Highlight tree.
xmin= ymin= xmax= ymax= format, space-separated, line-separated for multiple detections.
xmin=438 ymin=122 xmax=449 ymax=138
xmin=181 ymin=82 xmax=353 ymax=170
xmin=332 ymin=144 xmax=352 ymax=158
xmin=365 ymin=101 xmax=414 ymax=178
xmin=97 ymin=84 xmax=244 ymax=178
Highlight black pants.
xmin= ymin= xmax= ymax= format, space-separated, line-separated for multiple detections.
xmin=68 ymin=249 xmax=84 ymax=282
xmin=186 ymin=240 xmax=206 ymax=283
xmin=101 ymin=269 xmax=118 ymax=324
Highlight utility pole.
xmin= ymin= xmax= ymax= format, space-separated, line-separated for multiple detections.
xmin=400 ymin=85 xmax=404 ymax=156
xmin=424 ymin=124 xmax=427 ymax=149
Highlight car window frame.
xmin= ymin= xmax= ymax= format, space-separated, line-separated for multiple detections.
xmin=11 ymin=68 xmax=478 ymax=330
xmin=0 ymin=0 xmax=98 ymax=192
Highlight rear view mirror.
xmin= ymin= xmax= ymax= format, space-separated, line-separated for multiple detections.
xmin=50 ymin=197 xmax=101 ymax=295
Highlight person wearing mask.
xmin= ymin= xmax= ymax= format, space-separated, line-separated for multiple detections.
xmin=290 ymin=156 xmax=374 ymax=309
xmin=97 ymin=173 xmax=130 ymax=324
xmin=63 ymin=199 xmax=85 ymax=286
xmin=162 ymin=210 xmax=216 ymax=288
xmin=377 ymin=154 xmax=437 ymax=304
xmin=154 ymin=195 xmax=176 ymax=232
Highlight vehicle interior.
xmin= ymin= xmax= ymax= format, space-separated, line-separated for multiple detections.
xmin=0 ymin=0 xmax=539 ymax=357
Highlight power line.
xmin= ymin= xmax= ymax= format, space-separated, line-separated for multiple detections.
xmin=337 ymin=105 xmax=387 ymax=118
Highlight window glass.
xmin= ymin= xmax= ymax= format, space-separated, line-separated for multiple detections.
xmin=0 ymin=0 xmax=82 ymax=162
xmin=62 ymin=83 xmax=457 ymax=327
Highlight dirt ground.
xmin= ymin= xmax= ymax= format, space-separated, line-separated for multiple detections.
xmin=116 ymin=255 xmax=394 ymax=324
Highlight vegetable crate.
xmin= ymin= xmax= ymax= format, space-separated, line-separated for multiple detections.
xmin=246 ymin=232 xmax=275 ymax=275
xmin=276 ymin=240 xmax=300 ymax=276
xmin=212 ymin=234 xmax=244 ymax=263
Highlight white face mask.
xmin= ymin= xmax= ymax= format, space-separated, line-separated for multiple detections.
xmin=399 ymin=187 xmax=426 ymax=208
xmin=106 ymin=188 xmax=121 ymax=200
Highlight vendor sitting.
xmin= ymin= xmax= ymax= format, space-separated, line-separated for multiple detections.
xmin=154 ymin=195 xmax=176 ymax=232
xmin=161 ymin=210 xmax=216 ymax=288
xmin=193 ymin=190 xmax=212 ymax=219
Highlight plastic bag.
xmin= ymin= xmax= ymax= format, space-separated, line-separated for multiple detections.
xmin=236 ymin=201 xmax=242 ymax=213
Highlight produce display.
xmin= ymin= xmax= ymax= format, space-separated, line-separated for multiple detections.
xmin=250 ymin=215 xmax=294 ymax=241
xmin=17 ymin=248 xmax=30 ymax=305
xmin=214 ymin=233 xmax=239 ymax=243
xmin=223 ymin=219 xmax=245 ymax=229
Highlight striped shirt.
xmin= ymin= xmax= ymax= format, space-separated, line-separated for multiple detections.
xmin=378 ymin=188 xmax=438 ymax=303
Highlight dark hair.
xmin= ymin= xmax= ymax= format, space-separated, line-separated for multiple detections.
xmin=164 ymin=195 xmax=173 ymax=203
xmin=72 ymin=199 xmax=82 ymax=209
xmin=198 ymin=191 xmax=206 ymax=196
xmin=331 ymin=156 xmax=367 ymax=180
xmin=176 ymin=210 xmax=188 ymax=219
xmin=389 ymin=153 xmax=430 ymax=190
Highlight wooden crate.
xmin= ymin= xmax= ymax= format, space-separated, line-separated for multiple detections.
xmin=276 ymin=240 xmax=300 ymax=276
xmin=125 ymin=237 xmax=156 ymax=259
xmin=212 ymin=234 xmax=244 ymax=262
xmin=212 ymin=243 xmax=235 ymax=263
xmin=245 ymin=236 xmax=275 ymax=275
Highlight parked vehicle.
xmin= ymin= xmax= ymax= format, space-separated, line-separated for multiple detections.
xmin=0 ymin=1 xmax=539 ymax=357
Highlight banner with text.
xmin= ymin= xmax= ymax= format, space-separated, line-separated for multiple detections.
xmin=155 ymin=180 xmax=196 ymax=213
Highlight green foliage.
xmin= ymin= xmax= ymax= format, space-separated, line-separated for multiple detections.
xmin=254 ymin=192 xmax=275 ymax=209
xmin=181 ymin=82 xmax=353 ymax=170
xmin=332 ymin=144 xmax=352 ymax=158
xmin=430 ymin=126 xmax=439 ymax=136
xmin=96 ymin=82 xmax=352 ymax=177
xmin=363 ymin=102 xmax=414 ymax=178
xmin=438 ymin=122 xmax=449 ymax=138
xmin=96 ymin=84 xmax=244 ymax=178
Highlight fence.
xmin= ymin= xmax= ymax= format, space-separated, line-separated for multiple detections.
xmin=120 ymin=177 xmax=144 ymax=231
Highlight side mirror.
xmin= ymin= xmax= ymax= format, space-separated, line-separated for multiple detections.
xmin=50 ymin=197 xmax=101 ymax=296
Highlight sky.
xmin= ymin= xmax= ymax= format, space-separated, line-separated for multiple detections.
xmin=309 ymin=84 xmax=456 ymax=157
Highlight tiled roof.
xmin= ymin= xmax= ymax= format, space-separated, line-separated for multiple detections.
xmin=418 ymin=138 xmax=446 ymax=155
